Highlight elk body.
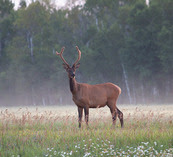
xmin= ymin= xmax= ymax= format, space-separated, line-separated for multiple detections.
xmin=56 ymin=46 xmax=124 ymax=128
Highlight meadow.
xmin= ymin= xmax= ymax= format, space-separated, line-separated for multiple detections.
xmin=0 ymin=105 xmax=173 ymax=157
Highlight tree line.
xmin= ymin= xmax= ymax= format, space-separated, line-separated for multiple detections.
xmin=0 ymin=0 xmax=172 ymax=106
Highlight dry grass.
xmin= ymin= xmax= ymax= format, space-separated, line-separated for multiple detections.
xmin=1 ymin=104 xmax=172 ymax=123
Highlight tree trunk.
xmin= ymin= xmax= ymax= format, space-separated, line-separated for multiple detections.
xmin=121 ymin=63 xmax=132 ymax=104
xmin=30 ymin=36 xmax=34 ymax=62
xmin=132 ymin=80 xmax=136 ymax=104
xmin=27 ymin=32 xmax=34 ymax=62
xmin=141 ymin=83 xmax=145 ymax=104
xmin=95 ymin=16 xmax=99 ymax=30
xmin=31 ymin=86 xmax=36 ymax=106
xmin=42 ymin=96 xmax=46 ymax=106
xmin=0 ymin=41 xmax=2 ymax=57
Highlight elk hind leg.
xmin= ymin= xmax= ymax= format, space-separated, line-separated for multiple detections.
xmin=112 ymin=108 xmax=118 ymax=126
xmin=78 ymin=107 xmax=83 ymax=128
xmin=117 ymin=108 xmax=124 ymax=128
xmin=108 ymin=102 xmax=118 ymax=126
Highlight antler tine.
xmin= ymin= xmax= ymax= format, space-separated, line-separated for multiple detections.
xmin=56 ymin=47 xmax=69 ymax=66
xmin=73 ymin=46 xmax=81 ymax=66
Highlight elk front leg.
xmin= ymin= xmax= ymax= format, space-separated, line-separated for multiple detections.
xmin=117 ymin=108 xmax=124 ymax=128
xmin=78 ymin=107 xmax=83 ymax=128
xmin=84 ymin=106 xmax=89 ymax=126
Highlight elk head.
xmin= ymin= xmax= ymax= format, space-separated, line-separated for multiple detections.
xmin=56 ymin=46 xmax=81 ymax=78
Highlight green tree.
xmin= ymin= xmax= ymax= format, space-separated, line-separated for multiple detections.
xmin=1 ymin=0 xmax=173 ymax=105
xmin=0 ymin=0 xmax=14 ymax=104
xmin=0 ymin=0 xmax=14 ymax=56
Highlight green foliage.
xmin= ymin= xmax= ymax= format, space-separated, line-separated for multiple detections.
xmin=16 ymin=1 xmax=50 ymax=33
xmin=0 ymin=0 xmax=173 ymax=105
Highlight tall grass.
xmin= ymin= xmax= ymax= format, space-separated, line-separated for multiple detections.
xmin=0 ymin=105 xmax=172 ymax=156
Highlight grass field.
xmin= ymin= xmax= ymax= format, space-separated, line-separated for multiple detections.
xmin=0 ymin=105 xmax=173 ymax=156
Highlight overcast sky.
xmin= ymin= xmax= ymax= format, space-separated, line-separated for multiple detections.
xmin=12 ymin=0 xmax=67 ymax=9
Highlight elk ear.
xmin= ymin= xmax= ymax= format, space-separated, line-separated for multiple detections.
xmin=62 ymin=63 xmax=69 ymax=71
xmin=75 ymin=63 xmax=80 ymax=69
xmin=72 ymin=63 xmax=80 ymax=69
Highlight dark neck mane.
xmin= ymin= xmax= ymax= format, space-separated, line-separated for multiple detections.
xmin=69 ymin=78 xmax=76 ymax=93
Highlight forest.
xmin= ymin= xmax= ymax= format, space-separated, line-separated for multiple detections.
xmin=0 ymin=0 xmax=173 ymax=106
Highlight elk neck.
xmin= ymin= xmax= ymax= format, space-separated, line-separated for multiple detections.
xmin=69 ymin=77 xmax=78 ymax=94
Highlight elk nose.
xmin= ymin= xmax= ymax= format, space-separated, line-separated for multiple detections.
xmin=72 ymin=74 xmax=75 ymax=77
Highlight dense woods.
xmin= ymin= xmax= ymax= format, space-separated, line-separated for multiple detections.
xmin=0 ymin=0 xmax=173 ymax=106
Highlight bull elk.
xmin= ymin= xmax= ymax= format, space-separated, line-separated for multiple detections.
xmin=56 ymin=46 xmax=124 ymax=128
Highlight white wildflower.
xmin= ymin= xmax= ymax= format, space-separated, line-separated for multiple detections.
xmin=54 ymin=151 xmax=57 ymax=155
xmin=154 ymin=141 xmax=157 ymax=146
xmin=143 ymin=142 xmax=149 ymax=146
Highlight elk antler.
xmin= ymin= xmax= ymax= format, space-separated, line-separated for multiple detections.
xmin=73 ymin=46 xmax=81 ymax=66
xmin=56 ymin=47 xmax=69 ymax=67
